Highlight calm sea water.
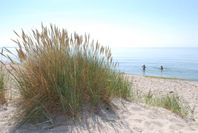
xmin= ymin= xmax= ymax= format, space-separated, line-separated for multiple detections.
xmin=111 ymin=47 xmax=198 ymax=81
xmin=1 ymin=47 xmax=198 ymax=81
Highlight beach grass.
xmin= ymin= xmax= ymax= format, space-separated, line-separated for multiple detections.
xmin=144 ymin=91 xmax=188 ymax=117
xmin=0 ymin=64 xmax=6 ymax=104
xmin=3 ymin=24 xmax=131 ymax=124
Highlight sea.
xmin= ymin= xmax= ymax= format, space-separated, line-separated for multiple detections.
xmin=111 ymin=47 xmax=198 ymax=81
xmin=1 ymin=47 xmax=198 ymax=81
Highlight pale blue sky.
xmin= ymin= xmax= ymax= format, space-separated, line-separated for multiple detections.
xmin=1 ymin=0 xmax=198 ymax=47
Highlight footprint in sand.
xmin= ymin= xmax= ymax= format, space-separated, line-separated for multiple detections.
xmin=130 ymin=105 xmax=144 ymax=111
xmin=133 ymin=119 xmax=143 ymax=123
xmin=133 ymin=126 xmax=142 ymax=132
xmin=150 ymin=121 xmax=163 ymax=127
xmin=169 ymin=123 xmax=185 ymax=130
xmin=143 ymin=120 xmax=165 ymax=131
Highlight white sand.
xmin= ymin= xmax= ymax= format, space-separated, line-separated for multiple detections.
xmin=1 ymin=75 xmax=198 ymax=133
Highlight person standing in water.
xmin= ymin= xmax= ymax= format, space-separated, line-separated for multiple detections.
xmin=160 ymin=65 xmax=164 ymax=71
xmin=160 ymin=65 xmax=164 ymax=77
xmin=142 ymin=64 xmax=146 ymax=76
xmin=142 ymin=64 xmax=146 ymax=71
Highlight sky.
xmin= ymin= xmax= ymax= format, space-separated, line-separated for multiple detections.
xmin=1 ymin=0 xmax=198 ymax=48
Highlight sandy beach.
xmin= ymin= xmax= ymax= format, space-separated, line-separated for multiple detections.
xmin=1 ymin=75 xmax=198 ymax=133
xmin=1 ymin=0 xmax=198 ymax=132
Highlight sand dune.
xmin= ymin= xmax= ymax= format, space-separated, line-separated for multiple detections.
xmin=1 ymin=75 xmax=198 ymax=133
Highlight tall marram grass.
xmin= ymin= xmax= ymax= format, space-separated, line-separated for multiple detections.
xmin=0 ymin=64 xmax=6 ymax=105
xmin=5 ymin=24 xmax=131 ymax=123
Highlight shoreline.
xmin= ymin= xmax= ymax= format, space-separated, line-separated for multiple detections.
xmin=124 ymin=73 xmax=198 ymax=82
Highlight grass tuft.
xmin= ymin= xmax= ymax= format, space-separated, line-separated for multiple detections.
xmin=144 ymin=91 xmax=188 ymax=117
xmin=3 ymin=24 xmax=131 ymax=124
